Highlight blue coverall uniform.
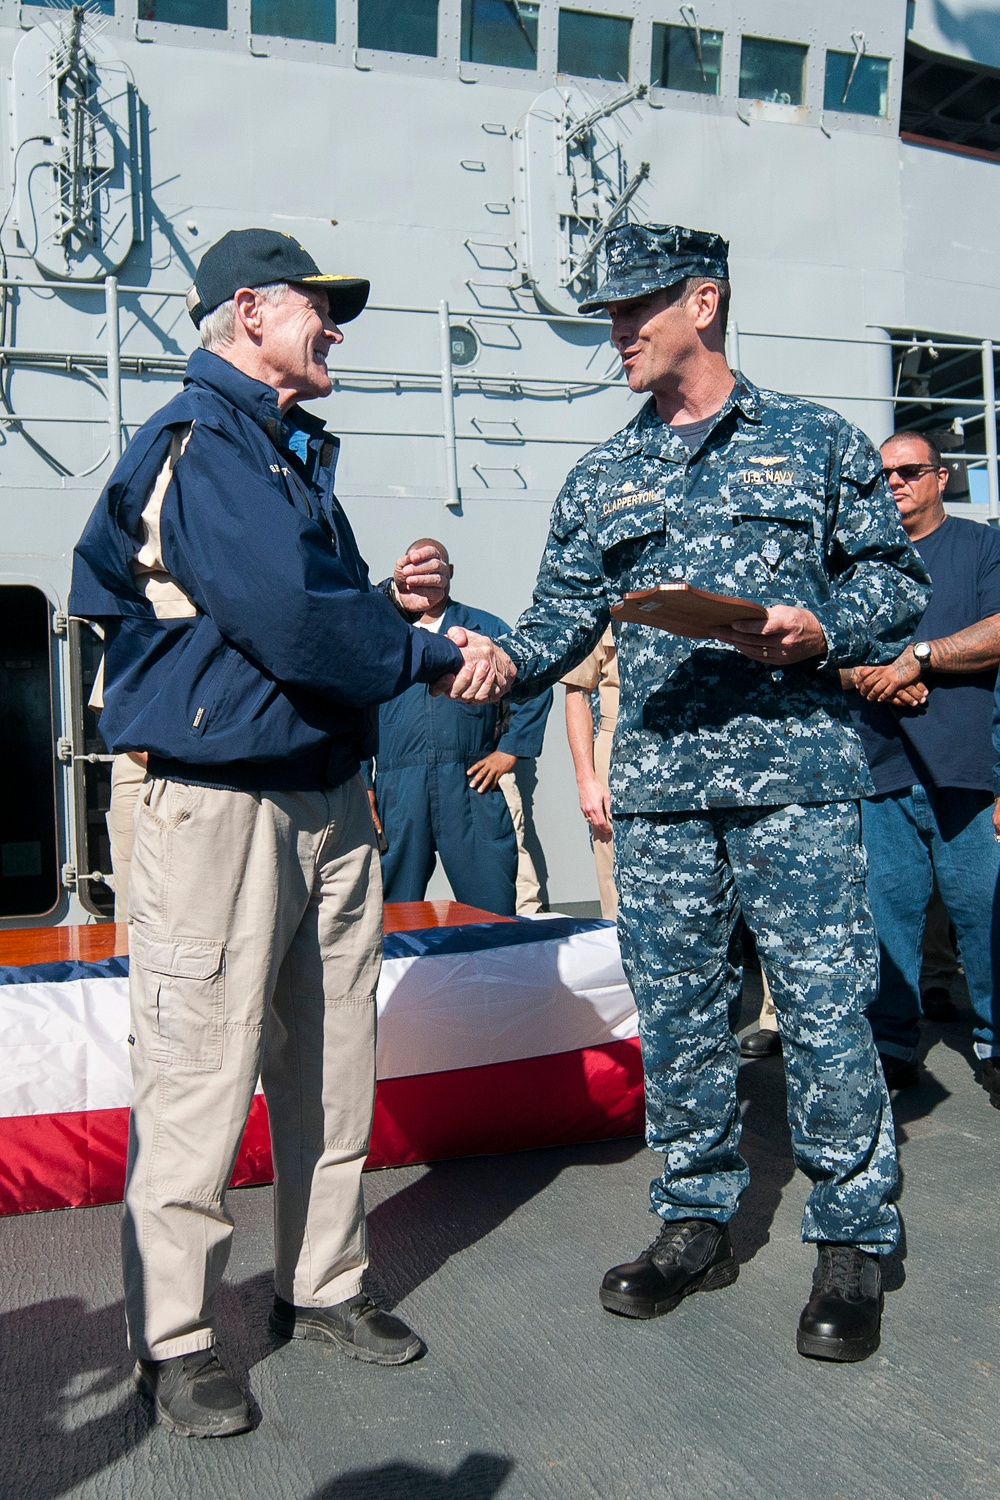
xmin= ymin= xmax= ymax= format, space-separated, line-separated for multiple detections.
xmin=373 ymin=599 xmax=551 ymax=916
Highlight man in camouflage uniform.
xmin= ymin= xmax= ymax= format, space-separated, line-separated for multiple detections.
xmin=492 ymin=224 xmax=931 ymax=1362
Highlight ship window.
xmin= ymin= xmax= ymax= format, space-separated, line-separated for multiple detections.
xmin=558 ymin=9 xmax=631 ymax=82
xmin=252 ymin=0 xmax=335 ymax=44
xmin=888 ymin=331 xmax=1000 ymax=507
xmin=651 ymin=22 xmax=722 ymax=95
xmin=462 ymin=0 xmax=538 ymax=70
xmin=139 ymin=0 xmax=227 ymax=27
xmin=27 ymin=0 xmax=113 ymax=11
xmin=901 ymin=42 xmax=1000 ymax=157
xmin=358 ymin=0 xmax=438 ymax=56
xmin=0 ymin=587 xmax=59 ymax=919
xmin=824 ymin=50 xmax=889 ymax=117
xmin=739 ymin=36 xmax=807 ymax=106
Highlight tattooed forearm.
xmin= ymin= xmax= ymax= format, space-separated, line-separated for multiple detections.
xmin=925 ymin=613 xmax=1000 ymax=673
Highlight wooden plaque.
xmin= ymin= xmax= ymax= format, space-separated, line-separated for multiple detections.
xmin=610 ymin=582 xmax=768 ymax=638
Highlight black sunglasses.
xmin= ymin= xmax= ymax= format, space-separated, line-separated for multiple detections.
xmin=881 ymin=463 xmax=940 ymax=482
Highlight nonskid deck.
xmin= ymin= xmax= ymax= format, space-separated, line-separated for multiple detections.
xmin=1 ymin=971 xmax=996 ymax=1500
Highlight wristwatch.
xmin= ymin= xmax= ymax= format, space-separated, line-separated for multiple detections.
xmin=912 ymin=642 xmax=933 ymax=670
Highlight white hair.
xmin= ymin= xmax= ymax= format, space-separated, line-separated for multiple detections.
xmin=199 ymin=281 xmax=290 ymax=351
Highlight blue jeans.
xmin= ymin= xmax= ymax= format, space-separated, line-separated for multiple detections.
xmin=863 ymin=786 xmax=1000 ymax=1061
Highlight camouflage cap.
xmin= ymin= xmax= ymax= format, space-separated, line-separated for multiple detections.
xmin=578 ymin=222 xmax=729 ymax=314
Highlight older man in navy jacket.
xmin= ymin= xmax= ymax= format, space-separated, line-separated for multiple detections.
xmin=70 ymin=230 xmax=514 ymax=1438
xmin=369 ymin=539 xmax=552 ymax=916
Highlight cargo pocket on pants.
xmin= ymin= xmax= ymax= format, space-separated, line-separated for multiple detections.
xmin=130 ymin=927 xmax=226 ymax=1071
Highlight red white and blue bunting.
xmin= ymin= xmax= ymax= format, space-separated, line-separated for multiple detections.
xmin=0 ymin=918 xmax=642 ymax=1215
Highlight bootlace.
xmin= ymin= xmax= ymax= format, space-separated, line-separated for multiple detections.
xmin=647 ymin=1218 xmax=714 ymax=1266
xmin=815 ymin=1243 xmax=865 ymax=1297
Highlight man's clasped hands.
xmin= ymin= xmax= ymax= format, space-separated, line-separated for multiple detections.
xmin=393 ymin=543 xmax=517 ymax=704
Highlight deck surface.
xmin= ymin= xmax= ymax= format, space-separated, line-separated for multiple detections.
xmin=1 ymin=964 xmax=998 ymax=1498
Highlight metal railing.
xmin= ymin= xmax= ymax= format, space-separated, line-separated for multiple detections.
xmin=1 ymin=276 xmax=998 ymax=516
xmin=731 ymin=323 xmax=1000 ymax=519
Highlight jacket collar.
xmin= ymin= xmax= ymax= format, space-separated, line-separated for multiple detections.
xmin=184 ymin=347 xmax=334 ymax=447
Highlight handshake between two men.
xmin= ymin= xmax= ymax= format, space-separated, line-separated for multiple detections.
xmin=393 ymin=545 xmax=833 ymax=695
xmin=392 ymin=542 xmax=517 ymax=704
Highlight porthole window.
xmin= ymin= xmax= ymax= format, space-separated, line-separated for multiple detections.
xmin=651 ymin=23 xmax=722 ymax=96
xmin=558 ymin=9 xmax=631 ymax=83
xmin=825 ymin=51 xmax=890 ymax=117
xmin=139 ymin=0 xmax=227 ymax=26
xmin=252 ymin=0 xmax=336 ymax=44
xmin=739 ymin=36 xmax=807 ymax=107
xmin=462 ymin=0 xmax=539 ymax=69
xmin=449 ymin=325 xmax=480 ymax=366
xmin=358 ymin=0 xmax=439 ymax=56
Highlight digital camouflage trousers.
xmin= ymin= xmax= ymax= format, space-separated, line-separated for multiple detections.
xmin=615 ymin=799 xmax=900 ymax=1252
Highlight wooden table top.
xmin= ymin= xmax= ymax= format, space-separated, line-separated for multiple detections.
xmin=0 ymin=901 xmax=513 ymax=969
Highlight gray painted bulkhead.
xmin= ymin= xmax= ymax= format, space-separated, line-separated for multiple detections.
xmin=1 ymin=0 xmax=999 ymax=923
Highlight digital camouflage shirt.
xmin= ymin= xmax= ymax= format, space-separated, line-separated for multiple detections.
xmin=499 ymin=374 xmax=931 ymax=815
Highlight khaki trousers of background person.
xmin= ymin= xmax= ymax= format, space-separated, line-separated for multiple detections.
xmin=500 ymin=769 xmax=544 ymax=915
xmin=123 ymin=774 xmax=382 ymax=1362
xmin=592 ymin=718 xmax=618 ymax=922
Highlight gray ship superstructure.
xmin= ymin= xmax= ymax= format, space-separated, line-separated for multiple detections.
xmin=1 ymin=0 xmax=998 ymax=925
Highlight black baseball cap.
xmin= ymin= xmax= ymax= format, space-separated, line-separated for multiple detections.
xmin=187 ymin=228 xmax=370 ymax=327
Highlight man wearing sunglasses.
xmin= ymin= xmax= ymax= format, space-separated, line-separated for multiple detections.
xmin=845 ymin=431 xmax=1000 ymax=1107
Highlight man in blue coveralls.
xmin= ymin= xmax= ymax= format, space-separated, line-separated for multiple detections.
xmin=369 ymin=538 xmax=552 ymax=916
xmin=490 ymin=223 xmax=931 ymax=1362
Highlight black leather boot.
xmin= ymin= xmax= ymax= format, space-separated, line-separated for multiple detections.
xmin=600 ymin=1218 xmax=738 ymax=1319
xmin=878 ymin=1052 xmax=920 ymax=1090
xmin=796 ymin=1242 xmax=883 ymax=1362
xmin=740 ymin=1028 xmax=782 ymax=1059
xmin=979 ymin=1057 xmax=1000 ymax=1110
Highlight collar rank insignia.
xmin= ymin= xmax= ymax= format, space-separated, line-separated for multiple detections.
xmin=761 ymin=538 xmax=783 ymax=568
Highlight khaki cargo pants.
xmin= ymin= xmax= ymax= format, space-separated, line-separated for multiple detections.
xmin=123 ymin=774 xmax=381 ymax=1362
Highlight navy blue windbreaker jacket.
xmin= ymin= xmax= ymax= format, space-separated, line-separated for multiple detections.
xmin=69 ymin=349 xmax=464 ymax=791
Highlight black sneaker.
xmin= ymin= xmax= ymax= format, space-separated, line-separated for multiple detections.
xmin=878 ymin=1052 xmax=920 ymax=1091
xmin=921 ymin=987 xmax=959 ymax=1024
xmin=269 ymin=1293 xmax=424 ymax=1365
xmin=599 ymin=1218 xmax=738 ymax=1319
xmin=796 ymin=1243 xmax=883 ymax=1363
xmin=134 ymin=1348 xmax=252 ymax=1438
xmin=979 ymin=1057 xmax=1000 ymax=1110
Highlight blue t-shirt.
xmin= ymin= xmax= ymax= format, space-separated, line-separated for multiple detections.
xmin=851 ymin=515 xmax=1000 ymax=794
